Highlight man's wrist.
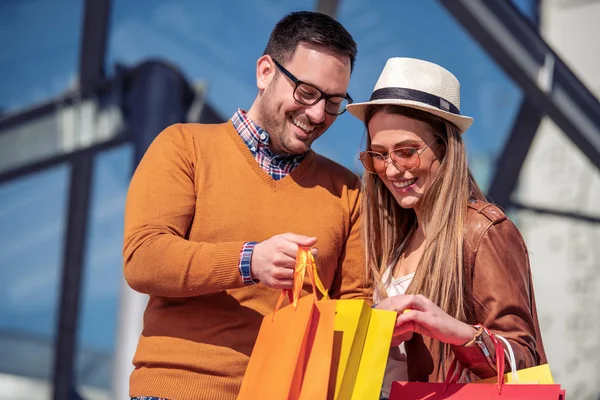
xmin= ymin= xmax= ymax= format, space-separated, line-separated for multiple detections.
xmin=239 ymin=242 xmax=259 ymax=284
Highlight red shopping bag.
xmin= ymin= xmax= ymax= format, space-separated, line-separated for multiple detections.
xmin=238 ymin=248 xmax=334 ymax=400
xmin=389 ymin=326 xmax=565 ymax=399
xmin=390 ymin=381 xmax=564 ymax=399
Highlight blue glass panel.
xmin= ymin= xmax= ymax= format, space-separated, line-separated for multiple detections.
xmin=0 ymin=1 xmax=84 ymax=112
xmin=511 ymin=0 xmax=539 ymax=25
xmin=75 ymin=144 xmax=133 ymax=391
xmin=0 ymin=165 xmax=70 ymax=385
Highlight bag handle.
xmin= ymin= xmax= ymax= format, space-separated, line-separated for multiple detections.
xmin=445 ymin=325 xmax=506 ymax=393
xmin=494 ymin=334 xmax=520 ymax=383
xmin=272 ymin=247 xmax=329 ymax=319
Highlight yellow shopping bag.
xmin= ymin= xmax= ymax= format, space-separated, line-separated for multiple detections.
xmin=477 ymin=334 xmax=554 ymax=385
xmin=328 ymin=302 xmax=396 ymax=400
xmin=478 ymin=364 xmax=554 ymax=385
xmin=329 ymin=300 xmax=372 ymax=400
xmin=351 ymin=308 xmax=396 ymax=399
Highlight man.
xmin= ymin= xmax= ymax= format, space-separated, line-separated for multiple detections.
xmin=123 ymin=11 xmax=370 ymax=400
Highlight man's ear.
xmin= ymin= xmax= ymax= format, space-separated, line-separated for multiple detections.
xmin=256 ymin=55 xmax=276 ymax=91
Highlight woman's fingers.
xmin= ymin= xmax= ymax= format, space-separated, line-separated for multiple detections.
xmin=378 ymin=294 xmax=428 ymax=313
xmin=390 ymin=331 xmax=414 ymax=347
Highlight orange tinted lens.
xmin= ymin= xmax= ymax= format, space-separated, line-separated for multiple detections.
xmin=391 ymin=148 xmax=420 ymax=171
xmin=359 ymin=152 xmax=378 ymax=173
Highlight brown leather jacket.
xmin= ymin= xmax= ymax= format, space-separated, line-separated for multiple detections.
xmin=405 ymin=200 xmax=548 ymax=382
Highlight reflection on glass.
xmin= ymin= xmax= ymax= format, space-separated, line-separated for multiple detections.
xmin=0 ymin=1 xmax=84 ymax=112
xmin=0 ymin=165 xmax=70 ymax=396
xmin=75 ymin=144 xmax=133 ymax=395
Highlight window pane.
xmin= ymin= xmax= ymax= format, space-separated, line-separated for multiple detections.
xmin=511 ymin=0 xmax=539 ymax=25
xmin=513 ymin=116 xmax=600 ymax=399
xmin=107 ymin=0 xmax=313 ymax=114
xmin=0 ymin=1 xmax=84 ymax=112
xmin=337 ymin=0 xmax=523 ymax=190
xmin=0 ymin=165 xmax=70 ymax=397
xmin=75 ymin=144 xmax=133 ymax=397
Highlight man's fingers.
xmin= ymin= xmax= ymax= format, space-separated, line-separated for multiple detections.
xmin=281 ymin=233 xmax=317 ymax=246
xmin=270 ymin=279 xmax=293 ymax=290
xmin=272 ymin=251 xmax=297 ymax=267
xmin=272 ymin=266 xmax=294 ymax=280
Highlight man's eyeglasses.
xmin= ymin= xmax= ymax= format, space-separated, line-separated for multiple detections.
xmin=272 ymin=58 xmax=353 ymax=116
xmin=359 ymin=139 xmax=439 ymax=174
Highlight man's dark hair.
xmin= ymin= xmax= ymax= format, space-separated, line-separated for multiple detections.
xmin=263 ymin=11 xmax=357 ymax=72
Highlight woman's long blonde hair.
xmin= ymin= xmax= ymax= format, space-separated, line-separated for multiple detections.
xmin=361 ymin=105 xmax=486 ymax=369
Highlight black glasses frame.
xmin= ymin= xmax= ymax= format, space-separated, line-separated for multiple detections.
xmin=272 ymin=58 xmax=353 ymax=116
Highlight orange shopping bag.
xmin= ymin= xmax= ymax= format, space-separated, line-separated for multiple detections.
xmin=238 ymin=247 xmax=334 ymax=400
xmin=299 ymin=299 xmax=336 ymax=400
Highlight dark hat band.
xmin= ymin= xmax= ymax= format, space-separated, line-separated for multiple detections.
xmin=369 ymin=87 xmax=460 ymax=115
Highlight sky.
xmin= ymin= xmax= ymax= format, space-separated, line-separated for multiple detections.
xmin=0 ymin=0 xmax=536 ymax=389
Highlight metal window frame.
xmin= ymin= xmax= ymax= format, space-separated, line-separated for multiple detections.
xmin=439 ymin=0 xmax=600 ymax=172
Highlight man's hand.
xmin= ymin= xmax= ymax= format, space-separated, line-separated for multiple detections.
xmin=251 ymin=233 xmax=317 ymax=289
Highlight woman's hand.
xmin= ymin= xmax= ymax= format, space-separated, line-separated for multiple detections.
xmin=375 ymin=294 xmax=476 ymax=346
xmin=390 ymin=331 xmax=413 ymax=347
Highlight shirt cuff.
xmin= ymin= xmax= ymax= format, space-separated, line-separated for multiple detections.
xmin=239 ymin=241 xmax=259 ymax=285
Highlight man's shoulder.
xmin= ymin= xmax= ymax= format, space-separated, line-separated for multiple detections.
xmin=312 ymin=152 xmax=361 ymax=188
xmin=155 ymin=122 xmax=234 ymax=149
xmin=174 ymin=121 xmax=232 ymax=136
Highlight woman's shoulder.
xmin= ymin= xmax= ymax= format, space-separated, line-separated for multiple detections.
xmin=466 ymin=199 xmax=507 ymax=225
xmin=464 ymin=200 xmax=526 ymax=261
xmin=464 ymin=200 xmax=513 ymax=255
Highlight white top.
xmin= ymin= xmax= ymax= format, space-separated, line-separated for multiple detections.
xmin=379 ymin=270 xmax=414 ymax=398
xmin=373 ymin=233 xmax=417 ymax=398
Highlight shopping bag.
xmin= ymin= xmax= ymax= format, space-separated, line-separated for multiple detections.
xmin=350 ymin=308 xmax=396 ymax=399
xmin=477 ymin=333 xmax=554 ymax=385
xmin=237 ymin=293 xmax=316 ymax=399
xmin=238 ymin=247 xmax=333 ymax=400
xmin=328 ymin=299 xmax=372 ymax=399
xmin=298 ymin=299 xmax=337 ymax=400
xmin=328 ymin=302 xmax=396 ymax=400
xmin=389 ymin=326 xmax=565 ymax=399
xmin=478 ymin=364 xmax=555 ymax=384
xmin=389 ymin=380 xmax=564 ymax=399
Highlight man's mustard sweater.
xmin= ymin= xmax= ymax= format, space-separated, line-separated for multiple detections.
xmin=123 ymin=121 xmax=370 ymax=400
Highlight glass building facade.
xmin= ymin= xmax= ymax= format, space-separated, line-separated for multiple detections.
xmin=1 ymin=0 xmax=599 ymax=399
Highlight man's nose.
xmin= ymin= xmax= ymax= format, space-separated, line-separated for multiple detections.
xmin=305 ymin=99 xmax=327 ymax=124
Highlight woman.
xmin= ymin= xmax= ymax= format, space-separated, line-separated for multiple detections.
xmin=346 ymin=58 xmax=547 ymax=397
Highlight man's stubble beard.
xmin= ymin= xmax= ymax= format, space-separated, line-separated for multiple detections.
xmin=257 ymin=87 xmax=300 ymax=155
xmin=256 ymin=80 xmax=325 ymax=156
